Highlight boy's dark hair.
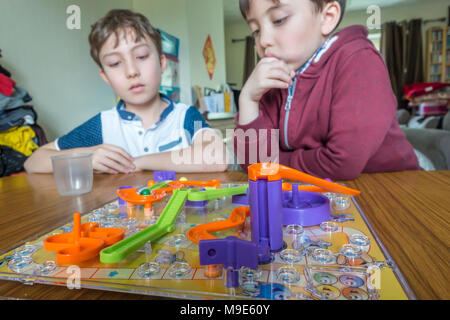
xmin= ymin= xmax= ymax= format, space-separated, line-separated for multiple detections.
xmin=88 ymin=9 xmax=162 ymax=68
xmin=239 ymin=0 xmax=346 ymax=30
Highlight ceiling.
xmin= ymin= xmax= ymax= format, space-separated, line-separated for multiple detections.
xmin=223 ymin=0 xmax=424 ymax=21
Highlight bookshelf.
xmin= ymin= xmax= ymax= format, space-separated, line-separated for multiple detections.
xmin=426 ymin=27 xmax=450 ymax=83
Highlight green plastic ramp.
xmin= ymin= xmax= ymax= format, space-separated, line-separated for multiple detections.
xmin=187 ymin=185 xmax=247 ymax=201
xmin=100 ymin=189 xmax=188 ymax=263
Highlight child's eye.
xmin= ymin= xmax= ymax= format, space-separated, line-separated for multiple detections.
xmin=109 ymin=62 xmax=120 ymax=68
xmin=251 ymin=29 xmax=260 ymax=38
xmin=137 ymin=54 xmax=149 ymax=60
xmin=273 ymin=16 xmax=288 ymax=25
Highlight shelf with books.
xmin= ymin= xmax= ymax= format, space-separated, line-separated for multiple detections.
xmin=426 ymin=26 xmax=449 ymax=82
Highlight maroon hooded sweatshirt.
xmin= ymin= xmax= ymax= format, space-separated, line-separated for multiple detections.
xmin=233 ymin=25 xmax=420 ymax=180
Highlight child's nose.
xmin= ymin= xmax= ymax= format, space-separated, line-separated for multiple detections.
xmin=259 ymin=29 xmax=274 ymax=49
xmin=125 ymin=61 xmax=140 ymax=78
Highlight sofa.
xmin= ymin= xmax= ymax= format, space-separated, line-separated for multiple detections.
xmin=397 ymin=109 xmax=450 ymax=170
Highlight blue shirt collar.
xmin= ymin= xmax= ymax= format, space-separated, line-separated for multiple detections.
xmin=116 ymin=93 xmax=174 ymax=125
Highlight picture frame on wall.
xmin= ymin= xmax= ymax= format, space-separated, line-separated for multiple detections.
xmin=158 ymin=29 xmax=180 ymax=103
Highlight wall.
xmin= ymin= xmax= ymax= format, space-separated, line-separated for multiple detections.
xmin=224 ymin=20 xmax=252 ymax=90
xmin=224 ymin=0 xmax=450 ymax=89
xmin=0 ymin=0 xmax=227 ymax=140
xmin=186 ymin=0 xmax=227 ymax=91
xmin=134 ymin=0 xmax=227 ymax=105
xmin=0 ymin=0 xmax=132 ymax=140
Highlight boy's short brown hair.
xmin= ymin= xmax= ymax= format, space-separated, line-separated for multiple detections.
xmin=239 ymin=0 xmax=346 ymax=29
xmin=88 ymin=9 xmax=162 ymax=68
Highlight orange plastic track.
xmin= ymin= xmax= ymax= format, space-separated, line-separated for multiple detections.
xmin=43 ymin=213 xmax=124 ymax=264
xmin=186 ymin=206 xmax=250 ymax=244
xmin=248 ymin=163 xmax=360 ymax=196
xmin=282 ymin=182 xmax=328 ymax=193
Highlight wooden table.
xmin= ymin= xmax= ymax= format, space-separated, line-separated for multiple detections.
xmin=0 ymin=170 xmax=448 ymax=300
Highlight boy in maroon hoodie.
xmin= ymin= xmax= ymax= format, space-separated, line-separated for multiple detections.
xmin=234 ymin=0 xmax=420 ymax=180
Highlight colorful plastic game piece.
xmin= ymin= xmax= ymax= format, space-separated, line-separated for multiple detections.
xmin=153 ymin=170 xmax=176 ymax=182
xmin=282 ymin=185 xmax=331 ymax=227
xmin=118 ymin=186 xmax=133 ymax=206
xmin=248 ymin=163 xmax=360 ymax=195
xmin=117 ymin=187 xmax=167 ymax=219
xmin=247 ymin=163 xmax=360 ymax=264
xmin=187 ymin=185 xmax=247 ymax=201
xmin=199 ymin=236 xmax=258 ymax=288
xmin=43 ymin=213 xmax=124 ymax=264
xmin=186 ymin=207 xmax=250 ymax=281
xmin=281 ymin=183 xmax=328 ymax=193
xmin=100 ymin=189 xmax=188 ymax=263
xmin=232 ymin=183 xmax=330 ymax=206
xmin=186 ymin=206 xmax=250 ymax=243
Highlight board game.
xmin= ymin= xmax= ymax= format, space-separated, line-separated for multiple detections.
xmin=0 ymin=163 xmax=416 ymax=300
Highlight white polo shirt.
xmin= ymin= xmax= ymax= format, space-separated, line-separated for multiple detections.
xmin=55 ymin=94 xmax=211 ymax=157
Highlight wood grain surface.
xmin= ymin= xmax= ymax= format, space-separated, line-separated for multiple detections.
xmin=0 ymin=170 xmax=448 ymax=300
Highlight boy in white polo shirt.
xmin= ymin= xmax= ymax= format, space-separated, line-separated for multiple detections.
xmin=25 ymin=9 xmax=228 ymax=174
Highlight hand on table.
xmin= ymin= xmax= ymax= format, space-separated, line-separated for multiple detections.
xmin=90 ymin=144 xmax=138 ymax=174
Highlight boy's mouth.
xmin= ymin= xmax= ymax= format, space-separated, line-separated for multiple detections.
xmin=264 ymin=52 xmax=280 ymax=60
xmin=129 ymin=83 xmax=145 ymax=93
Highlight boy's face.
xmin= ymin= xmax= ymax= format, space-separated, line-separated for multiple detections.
xmin=98 ymin=28 xmax=166 ymax=108
xmin=246 ymin=0 xmax=326 ymax=71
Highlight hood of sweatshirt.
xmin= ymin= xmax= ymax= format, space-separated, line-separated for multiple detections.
xmin=300 ymin=25 xmax=371 ymax=77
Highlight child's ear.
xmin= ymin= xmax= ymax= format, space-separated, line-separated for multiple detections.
xmin=320 ymin=1 xmax=341 ymax=36
xmin=160 ymin=54 xmax=167 ymax=74
xmin=99 ymin=68 xmax=111 ymax=87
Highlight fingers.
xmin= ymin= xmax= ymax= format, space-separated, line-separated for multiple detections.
xmin=242 ymin=57 xmax=295 ymax=102
xmin=263 ymin=68 xmax=294 ymax=87
xmin=102 ymin=144 xmax=134 ymax=163
xmin=259 ymin=57 xmax=294 ymax=80
xmin=92 ymin=144 xmax=136 ymax=174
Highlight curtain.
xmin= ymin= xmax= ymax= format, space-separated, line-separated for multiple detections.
xmin=381 ymin=19 xmax=423 ymax=109
xmin=403 ymin=19 xmax=424 ymax=85
xmin=242 ymin=36 xmax=256 ymax=86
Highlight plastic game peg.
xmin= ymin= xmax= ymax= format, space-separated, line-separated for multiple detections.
xmin=199 ymin=236 xmax=258 ymax=288
xmin=44 ymin=213 xmax=124 ymax=264
xmin=248 ymin=163 xmax=360 ymax=196
xmin=100 ymin=189 xmax=188 ymax=263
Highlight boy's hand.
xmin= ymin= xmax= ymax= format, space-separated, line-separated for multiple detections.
xmin=90 ymin=144 xmax=136 ymax=174
xmin=242 ymin=57 xmax=295 ymax=103
xmin=239 ymin=57 xmax=295 ymax=125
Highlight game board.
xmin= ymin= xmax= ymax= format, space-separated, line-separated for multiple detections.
xmin=0 ymin=164 xmax=415 ymax=300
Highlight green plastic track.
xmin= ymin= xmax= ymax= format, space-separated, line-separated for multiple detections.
xmin=100 ymin=189 xmax=188 ymax=263
xmin=186 ymin=185 xmax=247 ymax=201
